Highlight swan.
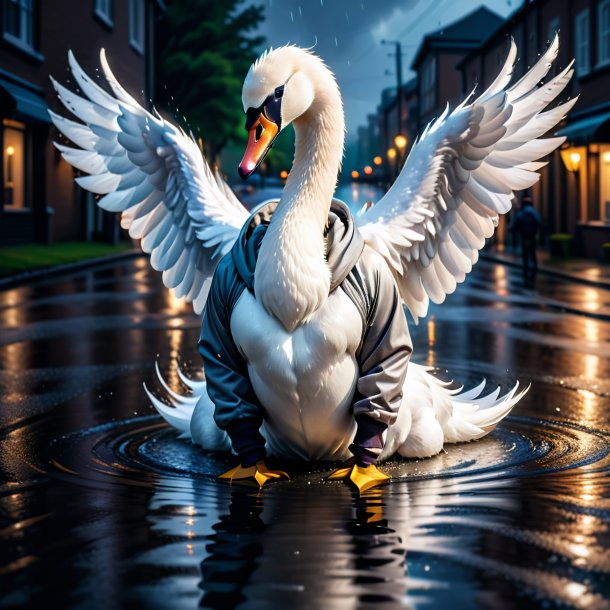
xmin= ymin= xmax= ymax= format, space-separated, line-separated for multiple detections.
xmin=50 ymin=36 xmax=574 ymax=491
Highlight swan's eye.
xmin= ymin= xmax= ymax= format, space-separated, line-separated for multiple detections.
xmin=255 ymin=123 xmax=264 ymax=141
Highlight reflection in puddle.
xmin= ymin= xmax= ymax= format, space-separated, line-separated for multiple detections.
xmin=2 ymin=257 xmax=610 ymax=608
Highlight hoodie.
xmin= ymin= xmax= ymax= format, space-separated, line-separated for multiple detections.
xmin=198 ymin=199 xmax=412 ymax=466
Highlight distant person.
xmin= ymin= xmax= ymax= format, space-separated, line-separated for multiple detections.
xmin=510 ymin=194 xmax=544 ymax=286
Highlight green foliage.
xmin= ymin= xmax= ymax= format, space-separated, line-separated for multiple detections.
xmin=157 ymin=0 xmax=265 ymax=161
xmin=0 ymin=242 xmax=133 ymax=275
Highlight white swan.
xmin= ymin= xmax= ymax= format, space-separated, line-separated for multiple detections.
xmin=50 ymin=37 xmax=574 ymax=491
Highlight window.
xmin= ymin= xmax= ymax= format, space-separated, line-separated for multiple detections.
xmin=420 ymin=55 xmax=436 ymax=115
xmin=598 ymin=0 xmax=610 ymax=66
xmin=3 ymin=0 xmax=34 ymax=51
xmin=94 ymin=0 xmax=113 ymax=27
xmin=575 ymin=9 xmax=590 ymax=76
xmin=129 ymin=0 xmax=145 ymax=54
xmin=3 ymin=119 xmax=27 ymax=209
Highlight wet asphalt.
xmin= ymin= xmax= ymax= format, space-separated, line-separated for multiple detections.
xmin=0 ymin=188 xmax=609 ymax=609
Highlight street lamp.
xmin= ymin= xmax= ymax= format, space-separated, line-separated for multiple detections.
xmin=351 ymin=170 xmax=359 ymax=180
xmin=280 ymin=170 xmax=289 ymax=180
xmin=560 ymin=145 xmax=582 ymax=231
xmin=364 ymin=165 xmax=373 ymax=176
xmin=373 ymin=155 xmax=382 ymax=166
xmin=387 ymin=147 xmax=397 ymax=160
xmin=394 ymin=134 xmax=407 ymax=150
xmin=560 ymin=147 xmax=581 ymax=172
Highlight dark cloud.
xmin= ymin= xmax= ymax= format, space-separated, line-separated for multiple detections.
xmin=243 ymin=0 xmax=514 ymax=140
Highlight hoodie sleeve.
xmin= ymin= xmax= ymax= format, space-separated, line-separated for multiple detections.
xmin=198 ymin=256 xmax=266 ymax=467
xmin=349 ymin=248 xmax=412 ymax=465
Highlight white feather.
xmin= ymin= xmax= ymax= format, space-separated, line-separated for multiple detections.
xmin=50 ymin=50 xmax=250 ymax=315
xmin=358 ymin=36 xmax=573 ymax=322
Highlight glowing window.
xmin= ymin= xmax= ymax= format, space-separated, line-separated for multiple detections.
xmin=3 ymin=120 xmax=27 ymax=209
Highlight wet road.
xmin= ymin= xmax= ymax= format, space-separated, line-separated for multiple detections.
xmin=1 ymin=197 xmax=610 ymax=608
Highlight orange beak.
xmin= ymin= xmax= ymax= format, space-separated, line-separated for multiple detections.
xmin=238 ymin=113 xmax=279 ymax=180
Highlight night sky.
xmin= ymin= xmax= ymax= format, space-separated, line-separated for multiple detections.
xmin=244 ymin=0 xmax=516 ymax=141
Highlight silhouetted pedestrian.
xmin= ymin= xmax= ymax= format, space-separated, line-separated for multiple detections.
xmin=510 ymin=194 xmax=544 ymax=287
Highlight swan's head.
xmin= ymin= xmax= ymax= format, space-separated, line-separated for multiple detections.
xmin=238 ymin=45 xmax=336 ymax=179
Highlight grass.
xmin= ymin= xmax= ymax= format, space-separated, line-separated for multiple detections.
xmin=0 ymin=241 xmax=134 ymax=276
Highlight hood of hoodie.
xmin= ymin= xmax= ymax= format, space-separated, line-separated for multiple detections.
xmin=231 ymin=198 xmax=364 ymax=294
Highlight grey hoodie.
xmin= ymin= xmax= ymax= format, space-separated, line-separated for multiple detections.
xmin=198 ymin=200 xmax=412 ymax=466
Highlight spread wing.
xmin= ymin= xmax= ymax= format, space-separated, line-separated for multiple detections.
xmin=358 ymin=36 xmax=576 ymax=322
xmin=49 ymin=50 xmax=249 ymax=314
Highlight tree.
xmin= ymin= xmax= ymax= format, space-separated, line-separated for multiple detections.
xmin=157 ymin=0 xmax=265 ymax=163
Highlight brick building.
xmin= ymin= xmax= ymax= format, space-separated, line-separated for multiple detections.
xmin=0 ymin=0 xmax=161 ymax=246
xmin=372 ymin=7 xmax=504 ymax=181
xmin=411 ymin=6 xmax=504 ymax=130
xmin=460 ymin=0 xmax=610 ymax=255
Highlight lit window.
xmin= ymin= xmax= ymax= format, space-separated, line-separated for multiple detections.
xmin=598 ymin=0 xmax=610 ymax=66
xmin=129 ymin=0 xmax=145 ymax=54
xmin=3 ymin=0 xmax=34 ymax=51
xmin=420 ymin=55 xmax=436 ymax=115
xmin=94 ymin=0 xmax=113 ymax=27
xmin=575 ymin=9 xmax=590 ymax=76
xmin=3 ymin=120 xmax=27 ymax=210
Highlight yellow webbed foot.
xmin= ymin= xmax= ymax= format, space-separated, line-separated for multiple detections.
xmin=326 ymin=461 xmax=355 ymax=481
xmin=327 ymin=462 xmax=390 ymax=492
xmin=219 ymin=461 xmax=289 ymax=488
xmin=349 ymin=464 xmax=390 ymax=492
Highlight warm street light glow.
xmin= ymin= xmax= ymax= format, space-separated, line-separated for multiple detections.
xmin=387 ymin=147 xmax=397 ymax=160
xmin=560 ymin=147 xmax=582 ymax=172
xmin=603 ymin=151 xmax=610 ymax=164
xmin=6 ymin=146 xmax=14 ymax=156
xmin=373 ymin=155 xmax=382 ymax=165
xmin=364 ymin=165 xmax=373 ymax=175
xmin=280 ymin=170 xmax=288 ymax=179
xmin=394 ymin=134 xmax=407 ymax=149
xmin=351 ymin=170 xmax=359 ymax=179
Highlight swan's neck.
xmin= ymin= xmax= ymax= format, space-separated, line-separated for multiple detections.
xmin=254 ymin=87 xmax=344 ymax=331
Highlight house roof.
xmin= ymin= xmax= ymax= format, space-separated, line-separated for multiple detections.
xmin=411 ymin=6 xmax=504 ymax=69
xmin=457 ymin=1 xmax=532 ymax=70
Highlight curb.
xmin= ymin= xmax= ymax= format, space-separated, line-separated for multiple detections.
xmin=0 ymin=250 xmax=145 ymax=291
xmin=481 ymin=250 xmax=610 ymax=290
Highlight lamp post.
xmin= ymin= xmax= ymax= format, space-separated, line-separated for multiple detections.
xmin=387 ymin=147 xmax=397 ymax=183
xmin=381 ymin=39 xmax=403 ymax=137
xmin=394 ymin=134 xmax=407 ymax=172
xmin=560 ymin=146 xmax=582 ymax=233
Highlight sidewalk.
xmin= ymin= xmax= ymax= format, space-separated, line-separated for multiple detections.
xmin=482 ymin=246 xmax=610 ymax=289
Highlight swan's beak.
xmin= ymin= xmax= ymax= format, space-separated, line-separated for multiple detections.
xmin=238 ymin=113 xmax=279 ymax=180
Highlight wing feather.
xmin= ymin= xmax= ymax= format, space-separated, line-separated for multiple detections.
xmin=358 ymin=35 xmax=573 ymax=322
xmin=50 ymin=49 xmax=250 ymax=314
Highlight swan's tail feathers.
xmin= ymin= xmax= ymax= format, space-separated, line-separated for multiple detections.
xmin=145 ymin=361 xmax=231 ymax=452
xmin=399 ymin=363 xmax=529 ymax=458
xmin=443 ymin=379 xmax=530 ymax=444
xmin=144 ymin=361 xmax=203 ymax=440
